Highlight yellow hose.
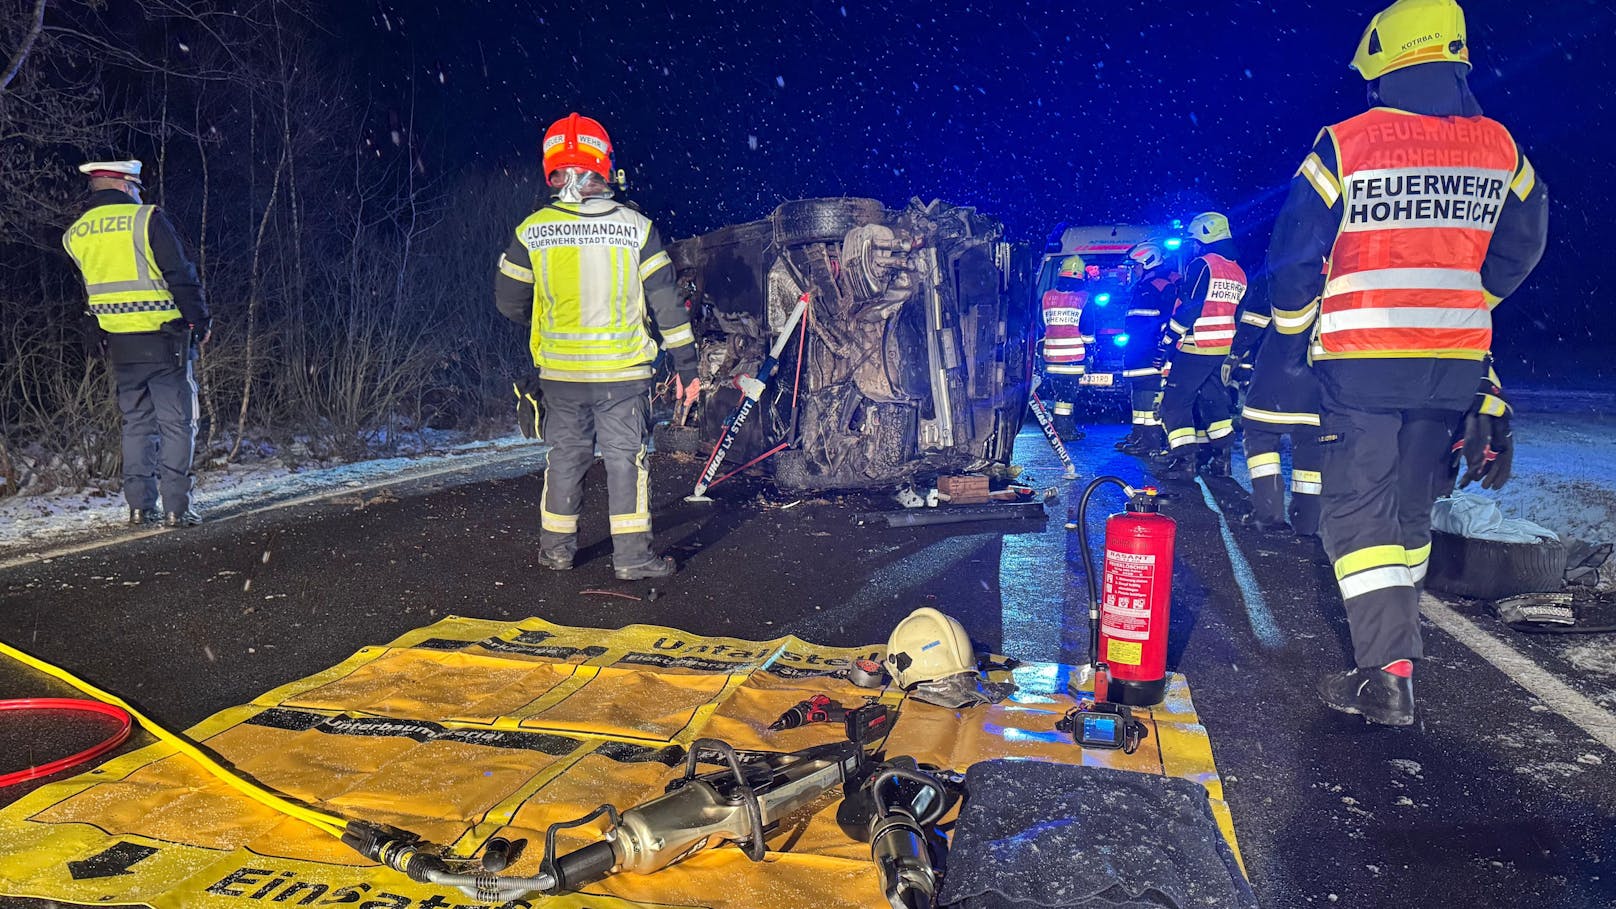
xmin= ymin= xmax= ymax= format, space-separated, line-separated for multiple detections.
xmin=0 ymin=638 xmax=348 ymax=838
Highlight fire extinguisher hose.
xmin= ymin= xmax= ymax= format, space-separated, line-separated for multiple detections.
xmin=1074 ymin=476 xmax=1136 ymax=668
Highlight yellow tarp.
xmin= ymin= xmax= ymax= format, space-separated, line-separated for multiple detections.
xmin=0 ymin=616 xmax=1240 ymax=908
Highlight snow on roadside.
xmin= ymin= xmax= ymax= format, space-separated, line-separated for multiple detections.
xmin=0 ymin=435 xmax=545 ymax=558
xmin=1484 ymin=397 xmax=1616 ymax=587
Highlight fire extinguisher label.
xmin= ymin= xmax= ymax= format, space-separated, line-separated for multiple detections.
xmin=1100 ymin=549 xmax=1156 ymax=644
xmin=1107 ymin=638 xmax=1144 ymax=666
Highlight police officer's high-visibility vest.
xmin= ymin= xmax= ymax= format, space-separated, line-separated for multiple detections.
xmin=1178 ymin=254 xmax=1246 ymax=356
xmin=61 ymin=204 xmax=180 ymax=334
xmin=508 ymin=202 xmax=668 ymax=382
xmin=1317 ymin=108 xmax=1519 ymax=361
xmin=1041 ymin=289 xmax=1088 ymax=375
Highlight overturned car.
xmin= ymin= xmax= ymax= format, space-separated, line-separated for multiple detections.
xmin=657 ymin=198 xmax=1037 ymax=493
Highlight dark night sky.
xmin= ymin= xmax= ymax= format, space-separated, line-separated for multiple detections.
xmin=327 ymin=0 xmax=1615 ymax=379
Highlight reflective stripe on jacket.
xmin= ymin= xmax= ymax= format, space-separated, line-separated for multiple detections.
xmin=511 ymin=201 xmax=669 ymax=382
xmin=62 ymin=204 xmax=180 ymax=334
xmin=1041 ymin=289 xmax=1087 ymax=374
xmin=1316 ymin=108 xmax=1518 ymax=361
xmin=1178 ymin=254 xmax=1246 ymax=356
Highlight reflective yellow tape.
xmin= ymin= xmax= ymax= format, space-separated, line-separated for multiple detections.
xmin=639 ymin=250 xmax=672 ymax=280
xmin=1405 ymin=543 xmax=1431 ymax=568
xmin=1299 ymin=152 xmax=1341 ymax=207
xmin=610 ymin=513 xmax=652 ymax=534
xmin=1206 ymin=420 xmax=1234 ymax=440
xmin=1168 ymin=428 xmax=1198 ymax=449
xmin=1053 ymin=402 xmax=1074 ymax=415
xmin=1334 ymin=544 xmax=1408 ymax=581
xmin=661 ymin=322 xmax=695 ymax=348
xmin=1480 ymin=394 xmax=1508 ymax=417
xmin=542 ymin=509 xmax=579 ymax=534
xmin=1337 ymin=564 xmax=1413 ymax=600
xmin=1247 ymin=452 xmax=1282 ymax=479
xmin=1511 ymin=156 xmax=1536 ymax=201
xmin=498 ymin=253 xmax=535 ymax=283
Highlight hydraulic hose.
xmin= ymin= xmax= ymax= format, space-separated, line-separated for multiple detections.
xmin=0 ymin=639 xmax=349 ymax=839
xmin=1073 ymin=476 xmax=1136 ymax=669
xmin=0 ymin=698 xmax=132 ymax=787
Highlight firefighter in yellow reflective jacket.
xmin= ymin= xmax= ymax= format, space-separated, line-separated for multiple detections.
xmin=494 ymin=114 xmax=698 ymax=580
xmin=63 ymin=160 xmax=209 ymax=528
xmin=1267 ymin=0 xmax=1548 ymax=725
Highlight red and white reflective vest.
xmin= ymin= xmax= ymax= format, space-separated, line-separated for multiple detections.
xmin=1178 ymin=254 xmax=1246 ymax=356
xmin=1317 ymin=108 xmax=1518 ymax=361
xmin=1042 ymin=289 xmax=1088 ymax=375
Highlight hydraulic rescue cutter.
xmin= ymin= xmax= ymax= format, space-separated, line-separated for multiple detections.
xmin=345 ymin=717 xmax=946 ymax=907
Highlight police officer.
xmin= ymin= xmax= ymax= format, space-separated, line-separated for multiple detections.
xmin=1267 ymin=0 xmax=1547 ymax=725
xmin=494 ymin=113 xmax=699 ymax=580
xmin=63 ymin=160 xmax=209 ymax=528
xmin=1039 ymin=255 xmax=1091 ymax=441
xmin=1226 ymin=275 xmax=1323 ymax=537
xmin=1116 ymin=241 xmax=1176 ymax=455
xmin=1153 ymin=213 xmax=1247 ymax=480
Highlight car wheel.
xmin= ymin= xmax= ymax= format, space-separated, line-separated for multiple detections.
xmin=773 ymin=198 xmax=885 ymax=247
xmin=772 ymin=450 xmax=816 ymax=491
xmin=1426 ymin=529 xmax=1567 ymax=600
xmin=652 ymin=422 xmax=707 ymax=455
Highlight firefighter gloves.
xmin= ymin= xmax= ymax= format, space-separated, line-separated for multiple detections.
xmin=1456 ymin=412 xmax=1513 ymax=491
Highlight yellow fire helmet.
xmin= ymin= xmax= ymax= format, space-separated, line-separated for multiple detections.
xmin=1188 ymin=212 xmax=1232 ymax=244
xmin=884 ymin=606 xmax=976 ymax=689
xmin=1057 ymin=254 xmax=1087 ymax=279
xmin=1351 ymin=0 xmax=1470 ymax=82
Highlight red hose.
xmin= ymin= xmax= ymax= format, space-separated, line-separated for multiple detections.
xmin=0 ymin=698 xmax=133 ymax=787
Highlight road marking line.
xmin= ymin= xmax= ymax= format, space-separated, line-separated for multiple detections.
xmin=0 ymin=445 xmax=548 ymax=571
xmin=1421 ymin=593 xmax=1616 ymax=754
xmin=1195 ymin=478 xmax=1285 ymax=649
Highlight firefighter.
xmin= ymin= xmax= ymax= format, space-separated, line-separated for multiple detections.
xmin=1116 ymin=241 xmax=1177 ymax=455
xmin=494 ymin=113 xmax=700 ymax=580
xmin=1267 ymin=0 xmax=1548 ymax=725
xmin=1039 ymin=254 xmax=1091 ymax=441
xmin=63 ymin=160 xmax=209 ymax=528
xmin=1152 ymin=213 xmax=1247 ymax=480
xmin=1227 ymin=273 xmax=1323 ymax=537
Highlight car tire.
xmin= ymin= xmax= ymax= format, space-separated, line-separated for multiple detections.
xmin=773 ymin=198 xmax=884 ymax=247
xmin=771 ymin=450 xmax=816 ymax=491
xmin=1426 ymin=529 xmax=1567 ymax=600
xmin=652 ymin=422 xmax=707 ymax=455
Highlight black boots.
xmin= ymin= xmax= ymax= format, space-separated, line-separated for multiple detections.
xmin=538 ymin=550 xmax=574 ymax=571
xmin=614 ymin=556 xmax=677 ymax=581
xmin=1319 ymin=665 xmax=1415 ymax=726
xmin=164 ymin=509 xmax=202 ymax=528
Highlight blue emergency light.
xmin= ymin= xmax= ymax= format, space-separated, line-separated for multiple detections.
xmin=1113 ymin=333 xmax=1130 ymax=347
xmin=1164 ymin=237 xmax=1183 ymax=250
xmin=1094 ymin=292 xmax=1112 ymax=306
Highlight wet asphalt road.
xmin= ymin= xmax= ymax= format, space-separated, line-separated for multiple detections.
xmin=2 ymin=422 xmax=1615 ymax=908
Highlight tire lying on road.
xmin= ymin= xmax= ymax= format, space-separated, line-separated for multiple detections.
xmin=1426 ymin=529 xmax=1567 ymax=600
xmin=652 ymin=422 xmax=707 ymax=455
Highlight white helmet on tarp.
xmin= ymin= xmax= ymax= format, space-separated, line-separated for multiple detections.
xmin=884 ymin=607 xmax=975 ymax=689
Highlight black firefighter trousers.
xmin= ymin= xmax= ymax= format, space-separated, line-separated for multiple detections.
xmin=1318 ymin=393 xmax=1461 ymax=668
xmin=1160 ymin=353 xmax=1232 ymax=454
xmin=114 ymin=359 xmax=198 ymax=514
xmin=539 ymin=378 xmax=657 ymax=569
xmin=1243 ymin=426 xmax=1322 ymax=535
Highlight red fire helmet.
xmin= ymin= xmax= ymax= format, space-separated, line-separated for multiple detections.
xmin=541 ymin=112 xmax=614 ymax=180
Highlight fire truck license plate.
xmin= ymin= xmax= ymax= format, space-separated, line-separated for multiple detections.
xmin=1080 ymin=373 xmax=1114 ymax=386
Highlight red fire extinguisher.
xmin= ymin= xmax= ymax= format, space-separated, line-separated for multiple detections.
xmin=1074 ymin=478 xmax=1176 ymax=707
